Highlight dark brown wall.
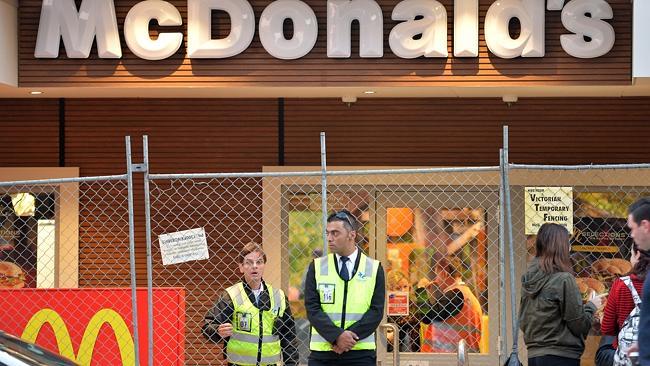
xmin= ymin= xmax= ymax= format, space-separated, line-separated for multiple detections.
xmin=0 ymin=99 xmax=59 ymax=166
xmin=18 ymin=0 xmax=631 ymax=87
xmin=284 ymin=97 xmax=650 ymax=165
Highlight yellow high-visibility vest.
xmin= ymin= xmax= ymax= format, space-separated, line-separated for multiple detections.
xmin=225 ymin=282 xmax=286 ymax=365
xmin=310 ymin=252 xmax=380 ymax=351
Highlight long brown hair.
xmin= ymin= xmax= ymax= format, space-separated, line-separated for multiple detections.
xmin=631 ymin=243 xmax=650 ymax=281
xmin=535 ymin=223 xmax=574 ymax=274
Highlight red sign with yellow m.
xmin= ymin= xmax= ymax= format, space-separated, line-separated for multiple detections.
xmin=0 ymin=288 xmax=185 ymax=366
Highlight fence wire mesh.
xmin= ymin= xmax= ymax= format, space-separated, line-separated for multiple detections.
xmin=506 ymin=165 xmax=650 ymax=365
xmin=0 ymin=177 xmax=137 ymax=365
xmin=3 ymin=149 xmax=650 ymax=366
xmin=147 ymin=168 xmax=503 ymax=365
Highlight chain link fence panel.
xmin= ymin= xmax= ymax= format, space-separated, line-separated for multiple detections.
xmin=0 ymin=176 xmax=139 ymax=365
xmin=505 ymin=164 xmax=650 ymax=366
xmin=147 ymin=167 xmax=505 ymax=366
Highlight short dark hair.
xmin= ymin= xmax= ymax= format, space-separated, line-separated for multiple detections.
xmin=628 ymin=197 xmax=650 ymax=225
xmin=327 ymin=210 xmax=358 ymax=231
xmin=239 ymin=242 xmax=266 ymax=263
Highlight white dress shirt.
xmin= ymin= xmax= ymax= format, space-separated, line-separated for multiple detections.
xmin=335 ymin=247 xmax=358 ymax=278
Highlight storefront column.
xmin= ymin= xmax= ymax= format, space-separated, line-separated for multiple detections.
xmin=633 ymin=0 xmax=650 ymax=78
xmin=0 ymin=0 xmax=17 ymax=87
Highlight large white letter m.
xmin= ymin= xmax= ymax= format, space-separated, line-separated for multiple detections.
xmin=35 ymin=0 xmax=122 ymax=58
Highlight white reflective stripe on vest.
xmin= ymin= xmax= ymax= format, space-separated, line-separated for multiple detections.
xmin=325 ymin=312 xmax=365 ymax=322
xmin=311 ymin=333 xmax=375 ymax=344
xmin=230 ymin=332 xmax=280 ymax=344
xmin=228 ymin=353 xmax=281 ymax=365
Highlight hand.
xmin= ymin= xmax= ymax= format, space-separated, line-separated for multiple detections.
xmin=588 ymin=291 xmax=606 ymax=309
xmin=217 ymin=323 xmax=233 ymax=338
xmin=335 ymin=330 xmax=358 ymax=352
xmin=628 ymin=343 xmax=639 ymax=355
xmin=416 ymin=278 xmax=431 ymax=289
xmin=332 ymin=344 xmax=345 ymax=354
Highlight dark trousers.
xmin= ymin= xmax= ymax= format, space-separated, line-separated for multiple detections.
xmin=308 ymin=355 xmax=376 ymax=366
xmin=529 ymin=355 xmax=580 ymax=366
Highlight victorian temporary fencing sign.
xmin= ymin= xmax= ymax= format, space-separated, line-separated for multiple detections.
xmin=524 ymin=186 xmax=574 ymax=235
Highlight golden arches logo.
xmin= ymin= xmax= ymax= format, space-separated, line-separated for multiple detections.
xmin=21 ymin=308 xmax=136 ymax=366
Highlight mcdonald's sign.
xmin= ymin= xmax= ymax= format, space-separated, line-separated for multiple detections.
xmin=0 ymin=288 xmax=185 ymax=366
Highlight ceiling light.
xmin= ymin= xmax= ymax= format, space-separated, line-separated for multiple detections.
xmin=363 ymin=90 xmax=376 ymax=94
xmin=29 ymin=91 xmax=43 ymax=95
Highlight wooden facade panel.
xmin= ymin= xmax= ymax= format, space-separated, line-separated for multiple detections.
xmin=63 ymin=99 xmax=276 ymax=365
xmin=0 ymin=99 xmax=59 ymax=167
xmin=18 ymin=0 xmax=631 ymax=86
xmin=284 ymin=97 xmax=650 ymax=166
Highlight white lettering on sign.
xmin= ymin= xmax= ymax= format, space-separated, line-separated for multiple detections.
xmin=259 ymin=0 xmax=318 ymax=59
xmin=454 ymin=0 xmax=478 ymax=57
xmin=327 ymin=0 xmax=384 ymax=57
xmin=34 ymin=0 xmax=616 ymax=60
xmin=35 ymin=0 xmax=121 ymax=58
xmin=485 ymin=0 xmax=545 ymax=58
xmin=124 ymin=0 xmax=183 ymax=60
xmin=187 ymin=0 xmax=255 ymax=58
xmin=389 ymin=0 xmax=448 ymax=59
xmin=560 ymin=0 xmax=615 ymax=58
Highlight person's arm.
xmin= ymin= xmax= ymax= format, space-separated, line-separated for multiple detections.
xmin=419 ymin=287 xmax=463 ymax=324
xmin=202 ymin=292 xmax=234 ymax=344
xmin=600 ymin=279 xmax=621 ymax=336
xmin=346 ymin=262 xmax=386 ymax=340
xmin=278 ymin=294 xmax=299 ymax=366
xmin=563 ymin=274 xmax=596 ymax=338
xmin=594 ymin=335 xmax=616 ymax=366
xmin=637 ymin=275 xmax=650 ymax=364
xmin=304 ymin=261 xmax=344 ymax=343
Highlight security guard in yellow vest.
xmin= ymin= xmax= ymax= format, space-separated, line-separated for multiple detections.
xmin=304 ymin=210 xmax=386 ymax=366
xmin=203 ymin=243 xmax=298 ymax=366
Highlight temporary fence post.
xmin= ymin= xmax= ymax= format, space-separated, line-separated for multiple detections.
xmin=142 ymin=135 xmax=154 ymax=366
xmin=125 ymin=136 xmax=141 ymax=366
xmin=503 ymin=126 xmax=521 ymax=364
xmin=498 ymin=148 xmax=508 ymax=364
xmin=320 ymin=132 xmax=328 ymax=255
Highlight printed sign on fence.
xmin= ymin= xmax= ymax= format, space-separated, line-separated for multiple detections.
xmin=387 ymin=291 xmax=409 ymax=316
xmin=159 ymin=228 xmax=209 ymax=265
xmin=525 ymin=187 xmax=573 ymax=235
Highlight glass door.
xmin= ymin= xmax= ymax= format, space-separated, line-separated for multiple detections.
xmin=374 ymin=190 xmax=500 ymax=366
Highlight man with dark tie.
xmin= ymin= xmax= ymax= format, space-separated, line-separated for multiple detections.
xmin=304 ymin=210 xmax=386 ymax=366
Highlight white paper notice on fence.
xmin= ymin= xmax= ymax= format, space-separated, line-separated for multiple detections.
xmin=159 ymin=228 xmax=209 ymax=265
xmin=525 ymin=187 xmax=573 ymax=235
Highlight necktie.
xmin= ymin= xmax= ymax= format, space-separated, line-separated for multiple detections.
xmin=340 ymin=256 xmax=350 ymax=281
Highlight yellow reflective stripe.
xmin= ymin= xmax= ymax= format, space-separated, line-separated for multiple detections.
xmin=231 ymin=332 xmax=279 ymax=344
